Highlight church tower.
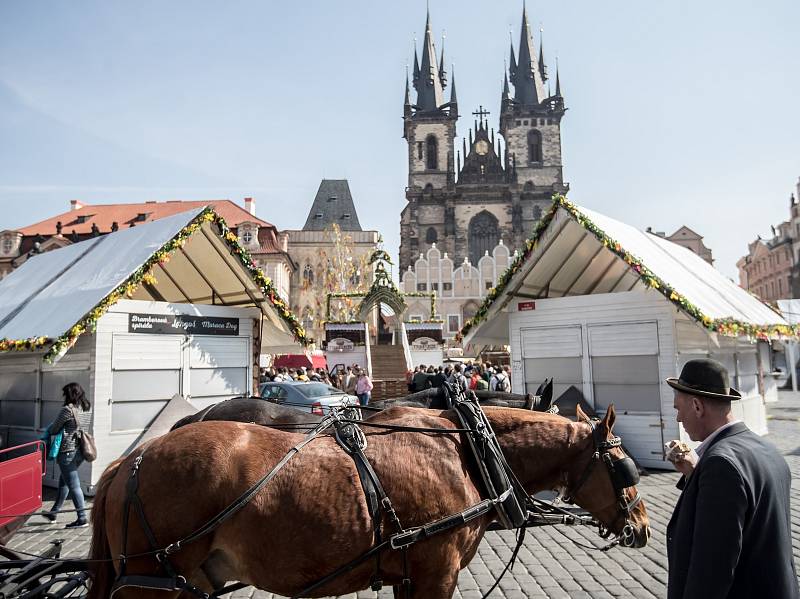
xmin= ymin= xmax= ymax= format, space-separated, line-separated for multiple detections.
xmin=499 ymin=6 xmax=566 ymax=192
xmin=400 ymin=10 xmax=458 ymax=270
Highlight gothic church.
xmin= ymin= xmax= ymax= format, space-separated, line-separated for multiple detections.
xmin=399 ymin=6 xmax=568 ymax=274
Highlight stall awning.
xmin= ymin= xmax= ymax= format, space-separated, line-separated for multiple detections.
xmin=0 ymin=207 xmax=307 ymax=362
xmin=273 ymin=352 xmax=327 ymax=370
xmin=462 ymin=197 xmax=793 ymax=347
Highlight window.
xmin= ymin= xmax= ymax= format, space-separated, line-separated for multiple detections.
xmin=485 ymin=280 xmax=493 ymax=290
xmin=442 ymin=282 xmax=453 ymax=291
xmin=343 ymin=214 xmax=351 ymax=219
xmin=425 ymin=227 xmax=438 ymax=244
xmin=539 ymin=118 xmax=545 ymax=125
xmin=447 ymin=314 xmax=461 ymax=333
xmin=1 ymin=236 xmax=12 ymax=254
xmin=327 ymin=196 xmax=337 ymax=202
xmin=242 ymin=231 xmax=253 ymax=244
xmin=431 ymin=282 xmax=439 ymax=292
xmin=409 ymin=314 xmax=424 ymax=322
xmin=315 ymin=212 xmax=323 ymax=219
xmin=303 ymin=264 xmax=314 ymax=286
xmin=523 ymin=120 xmax=529 ymax=125
xmin=417 ymin=283 xmax=427 ymax=291
xmin=516 ymin=120 xmax=522 ymax=125
xmin=528 ymin=130 xmax=542 ymax=163
xmin=426 ymin=135 xmax=438 ymax=170
xmin=532 ymin=205 xmax=542 ymax=220
xmin=417 ymin=142 xmax=424 ymax=160
xmin=468 ymin=211 xmax=500 ymax=266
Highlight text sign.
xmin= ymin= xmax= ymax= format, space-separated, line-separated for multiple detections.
xmin=129 ymin=313 xmax=239 ymax=336
xmin=518 ymin=301 xmax=536 ymax=311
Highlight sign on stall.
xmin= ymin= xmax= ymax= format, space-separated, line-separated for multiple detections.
xmin=129 ymin=313 xmax=239 ymax=336
xmin=518 ymin=301 xmax=536 ymax=311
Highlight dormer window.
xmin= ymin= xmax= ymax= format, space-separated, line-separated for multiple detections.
xmin=343 ymin=214 xmax=351 ymax=219
xmin=327 ymin=196 xmax=337 ymax=202
xmin=315 ymin=212 xmax=323 ymax=219
xmin=242 ymin=231 xmax=253 ymax=244
xmin=2 ymin=236 xmax=12 ymax=254
xmin=75 ymin=214 xmax=94 ymax=224
xmin=135 ymin=213 xmax=149 ymax=222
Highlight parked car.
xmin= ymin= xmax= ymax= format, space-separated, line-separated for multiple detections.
xmin=259 ymin=381 xmax=359 ymax=415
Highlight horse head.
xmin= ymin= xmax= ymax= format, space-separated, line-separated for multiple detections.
xmin=563 ymin=405 xmax=651 ymax=548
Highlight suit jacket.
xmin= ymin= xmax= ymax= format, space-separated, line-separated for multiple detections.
xmin=667 ymin=422 xmax=798 ymax=599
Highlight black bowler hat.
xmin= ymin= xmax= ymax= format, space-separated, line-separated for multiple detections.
xmin=666 ymin=358 xmax=741 ymax=400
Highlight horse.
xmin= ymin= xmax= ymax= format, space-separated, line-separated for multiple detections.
xmin=169 ymin=379 xmax=554 ymax=431
xmin=88 ymin=404 xmax=649 ymax=599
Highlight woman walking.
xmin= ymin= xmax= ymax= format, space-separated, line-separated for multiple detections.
xmin=42 ymin=382 xmax=92 ymax=528
xmin=355 ymin=369 xmax=373 ymax=406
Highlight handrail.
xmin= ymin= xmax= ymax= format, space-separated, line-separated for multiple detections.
xmin=364 ymin=326 xmax=373 ymax=378
xmin=400 ymin=321 xmax=413 ymax=371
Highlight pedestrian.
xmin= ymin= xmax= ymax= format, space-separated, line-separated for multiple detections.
xmin=666 ymin=358 xmax=798 ymax=599
xmin=412 ymin=364 xmax=431 ymax=392
xmin=430 ymin=366 xmax=447 ymax=388
xmin=355 ymin=370 xmax=373 ymax=406
xmin=296 ymin=367 xmax=310 ymax=382
xmin=490 ymin=366 xmax=511 ymax=392
xmin=41 ymin=382 xmax=92 ymax=528
xmin=345 ymin=368 xmax=358 ymax=395
xmin=449 ymin=364 xmax=469 ymax=392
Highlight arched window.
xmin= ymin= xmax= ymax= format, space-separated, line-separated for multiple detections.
xmin=303 ymin=264 xmax=314 ymax=287
xmin=468 ymin=211 xmax=500 ymax=266
xmin=426 ymin=135 xmax=438 ymax=170
xmin=527 ymin=130 xmax=542 ymax=163
xmin=426 ymin=227 xmax=438 ymax=244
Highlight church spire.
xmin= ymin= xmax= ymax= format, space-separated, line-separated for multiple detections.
xmin=439 ymin=32 xmax=447 ymax=89
xmin=449 ymin=67 xmax=458 ymax=109
xmin=510 ymin=4 xmax=547 ymax=106
xmin=538 ymin=28 xmax=547 ymax=82
xmin=555 ymin=62 xmax=562 ymax=97
xmin=413 ymin=8 xmax=446 ymax=113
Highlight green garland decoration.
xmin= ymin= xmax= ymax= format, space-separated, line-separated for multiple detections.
xmin=458 ymin=195 xmax=799 ymax=343
xmin=0 ymin=207 xmax=308 ymax=363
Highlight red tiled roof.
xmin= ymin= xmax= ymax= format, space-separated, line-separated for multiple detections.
xmin=19 ymin=200 xmax=273 ymax=236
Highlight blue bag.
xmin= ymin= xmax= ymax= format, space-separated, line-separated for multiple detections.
xmin=47 ymin=431 xmax=63 ymax=460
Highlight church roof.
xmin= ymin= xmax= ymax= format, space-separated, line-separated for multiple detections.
xmin=303 ymin=180 xmax=363 ymax=231
xmin=460 ymin=196 xmax=793 ymax=345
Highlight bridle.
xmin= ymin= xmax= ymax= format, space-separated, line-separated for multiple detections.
xmin=560 ymin=418 xmax=642 ymax=547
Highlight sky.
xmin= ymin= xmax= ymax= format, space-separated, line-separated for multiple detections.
xmin=1 ymin=0 xmax=799 ymax=280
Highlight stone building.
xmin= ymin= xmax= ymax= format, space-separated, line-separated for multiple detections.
xmin=399 ymin=7 xmax=568 ymax=329
xmin=0 ymin=198 xmax=294 ymax=298
xmin=737 ymin=177 xmax=800 ymax=302
xmin=286 ymin=180 xmax=380 ymax=344
xmin=649 ymin=226 xmax=713 ymax=264
xmin=401 ymin=241 xmax=512 ymax=339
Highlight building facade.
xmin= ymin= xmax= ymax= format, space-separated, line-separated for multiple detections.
xmin=398 ymin=7 xmax=568 ymax=331
xmin=286 ymin=180 xmax=380 ymax=344
xmin=737 ymin=177 xmax=800 ymax=303
xmin=650 ymin=226 xmax=713 ymax=264
xmin=0 ymin=198 xmax=294 ymax=299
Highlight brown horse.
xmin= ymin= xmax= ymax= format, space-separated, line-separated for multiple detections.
xmin=88 ymin=405 xmax=649 ymax=599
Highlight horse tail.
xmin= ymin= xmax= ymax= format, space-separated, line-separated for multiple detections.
xmin=87 ymin=457 xmax=124 ymax=599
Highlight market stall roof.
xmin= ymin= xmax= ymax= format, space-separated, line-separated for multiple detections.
xmin=0 ymin=207 xmax=306 ymax=362
xmin=777 ymin=300 xmax=800 ymax=326
xmin=273 ymin=352 xmax=327 ymax=370
xmin=461 ymin=197 xmax=792 ymax=347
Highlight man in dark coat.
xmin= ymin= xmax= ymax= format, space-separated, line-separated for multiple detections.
xmin=666 ymin=358 xmax=798 ymax=599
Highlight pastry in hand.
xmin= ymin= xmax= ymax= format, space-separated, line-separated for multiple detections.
xmin=665 ymin=440 xmax=691 ymax=462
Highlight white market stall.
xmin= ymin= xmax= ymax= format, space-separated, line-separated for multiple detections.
xmin=0 ymin=207 xmax=305 ymax=491
xmin=461 ymin=197 xmax=795 ymax=469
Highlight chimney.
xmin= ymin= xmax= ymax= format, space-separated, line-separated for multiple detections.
xmin=278 ymin=231 xmax=289 ymax=252
xmin=70 ymin=200 xmax=83 ymax=211
xmin=244 ymin=197 xmax=256 ymax=216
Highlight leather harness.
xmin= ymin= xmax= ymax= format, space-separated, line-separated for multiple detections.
xmin=109 ymin=386 xmax=622 ymax=597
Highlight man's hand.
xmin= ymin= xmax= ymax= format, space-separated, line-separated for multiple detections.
xmin=672 ymin=450 xmax=698 ymax=477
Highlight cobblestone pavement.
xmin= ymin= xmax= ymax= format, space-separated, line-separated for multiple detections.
xmin=9 ymin=392 xmax=800 ymax=598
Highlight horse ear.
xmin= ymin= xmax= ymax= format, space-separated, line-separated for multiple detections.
xmin=575 ymin=404 xmax=590 ymax=423
xmin=603 ymin=404 xmax=617 ymax=431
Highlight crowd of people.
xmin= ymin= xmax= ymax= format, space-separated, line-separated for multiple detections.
xmin=406 ymin=362 xmax=512 ymax=394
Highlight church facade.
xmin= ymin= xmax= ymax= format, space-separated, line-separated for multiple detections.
xmin=399 ymin=7 xmax=569 ymax=338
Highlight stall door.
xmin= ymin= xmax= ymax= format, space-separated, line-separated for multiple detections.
xmin=521 ymin=326 xmax=584 ymax=401
xmin=188 ymin=336 xmax=249 ymax=409
xmin=588 ymin=322 xmax=664 ymax=467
